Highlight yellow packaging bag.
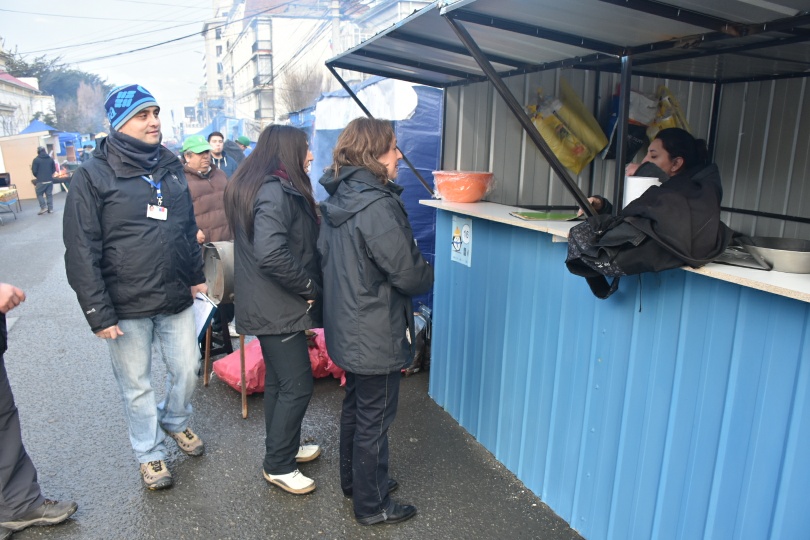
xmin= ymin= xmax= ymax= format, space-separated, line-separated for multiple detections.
xmin=528 ymin=79 xmax=608 ymax=174
xmin=647 ymin=86 xmax=692 ymax=141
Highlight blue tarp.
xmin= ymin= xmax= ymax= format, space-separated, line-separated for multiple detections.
xmin=194 ymin=116 xmax=252 ymax=144
xmin=19 ymin=119 xmax=58 ymax=134
xmin=57 ymin=132 xmax=82 ymax=157
xmin=291 ymin=78 xmax=443 ymax=309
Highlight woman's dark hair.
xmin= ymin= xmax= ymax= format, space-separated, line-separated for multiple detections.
xmin=224 ymin=125 xmax=313 ymax=240
xmin=655 ymin=128 xmax=709 ymax=171
xmin=328 ymin=117 xmax=395 ymax=183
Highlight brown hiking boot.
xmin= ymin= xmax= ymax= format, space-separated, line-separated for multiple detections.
xmin=140 ymin=460 xmax=173 ymax=490
xmin=0 ymin=499 xmax=78 ymax=531
xmin=169 ymin=427 xmax=205 ymax=456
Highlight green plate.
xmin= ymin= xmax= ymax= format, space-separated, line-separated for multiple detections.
xmin=509 ymin=211 xmax=581 ymax=221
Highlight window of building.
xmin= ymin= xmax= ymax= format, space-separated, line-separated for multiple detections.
xmin=216 ymin=45 xmax=222 ymax=56
xmin=215 ymin=28 xmax=221 ymax=39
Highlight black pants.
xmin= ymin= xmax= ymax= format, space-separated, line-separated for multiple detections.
xmin=340 ymin=370 xmax=401 ymax=521
xmin=257 ymin=332 xmax=313 ymax=475
xmin=0 ymin=354 xmax=44 ymax=521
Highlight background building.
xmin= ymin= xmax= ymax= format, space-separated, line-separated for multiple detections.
xmin=0 ymin=49 xmax=56 ymax=138
xmin=186 ymin=0 xmax=429 ymax=137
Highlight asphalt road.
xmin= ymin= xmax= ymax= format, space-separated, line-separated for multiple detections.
xmin=0 ymin=191 xmax=582 ymax=540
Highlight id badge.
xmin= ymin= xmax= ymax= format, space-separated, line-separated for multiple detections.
xmin=147 ymin=204 xmax=168 ymax=220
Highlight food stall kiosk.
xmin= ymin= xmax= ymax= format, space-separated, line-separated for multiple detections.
xmin=326 ymin=1 xmax=810 ymax=538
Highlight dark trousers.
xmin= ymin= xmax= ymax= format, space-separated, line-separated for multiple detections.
xmin=34 ymin=182 xmax=53 ymax=211
xmin=340 ymin=370 xmax=401 ymax=520
xmin=257 ymin=332 xmax=313 ymax=475
xmin=0 ymin=354 xmax=44 ymax=521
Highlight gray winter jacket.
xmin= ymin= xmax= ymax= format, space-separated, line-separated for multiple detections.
xmin=318 ymin=166 xmax=433 ymax=375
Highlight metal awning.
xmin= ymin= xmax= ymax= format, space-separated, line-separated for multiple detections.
xmin=328 ymin=0 xmax=810 ymax=87
xmin=326 ymin=0 xmax=810 ymax=215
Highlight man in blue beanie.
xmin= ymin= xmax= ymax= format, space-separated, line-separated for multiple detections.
xmin=63 ymin=84 xmax=208 ymax=491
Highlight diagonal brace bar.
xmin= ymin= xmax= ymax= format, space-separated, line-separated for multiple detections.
xmin=326 ymin=65 xmax=435 ymax=196
xmin=443 ymin=17 xmax=596 ymax=216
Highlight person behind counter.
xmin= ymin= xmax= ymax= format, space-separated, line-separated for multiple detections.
xmin=317 ymin=117 xmax=434 ymax=526
xmin=577 ymin=127 xmax=732 ymax=274
xmin=223 ymin=125 xmax=322 ymax=496
xmin=584 ymin=127 xmax=708 ymax=215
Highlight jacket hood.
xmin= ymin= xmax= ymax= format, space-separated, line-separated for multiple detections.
xmin=319 ymin=166 xmax=403 ymax=227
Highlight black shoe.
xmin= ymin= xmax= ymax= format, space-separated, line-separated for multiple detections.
xmin=343 ymin=478 xmax=398 ymax=497
xmin=356 ymin=502 xmax=417 ymax=525
xmin=0 ymin=499 xmax=78 ymax=532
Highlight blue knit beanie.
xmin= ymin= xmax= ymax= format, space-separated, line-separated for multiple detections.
xmin=105 ymin=84 xmax=159 ymax=130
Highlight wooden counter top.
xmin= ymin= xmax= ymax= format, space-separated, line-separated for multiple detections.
xmin=420 ymin=199 xmax=810 ymax=304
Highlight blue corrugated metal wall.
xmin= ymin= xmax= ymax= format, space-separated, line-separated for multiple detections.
xmin=429 ymin=210 xmax=810 ymax=540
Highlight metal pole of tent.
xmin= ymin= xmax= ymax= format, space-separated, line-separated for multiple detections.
xmin=443 ymin=15 xmax=597 ymax=217
xmin=613 ymin=55 xmax=632 ymax=214
xmin=325 ymin=64 xmax=436 ymax=196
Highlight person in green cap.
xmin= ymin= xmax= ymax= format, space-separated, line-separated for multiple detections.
xmin=181 ymin=134 xmax=231 ymax=245
xmin=236 ymin=135 xmax=252 ymax=157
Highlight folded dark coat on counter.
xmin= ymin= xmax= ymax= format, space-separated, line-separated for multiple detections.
xmin=566 ymin=164 xmax=733 ymax=298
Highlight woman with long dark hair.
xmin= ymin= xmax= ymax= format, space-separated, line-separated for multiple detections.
xmin=318 ymin=117 xmax=433 ymax=525
xmin=224 ymin=125 xmax=322 ymax=495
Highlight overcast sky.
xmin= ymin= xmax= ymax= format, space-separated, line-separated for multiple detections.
xmin=1 ymin=0 xmax=211 ymax=138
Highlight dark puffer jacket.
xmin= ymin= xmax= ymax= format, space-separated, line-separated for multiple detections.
xmin=184 ymin=164 xmax=231 ymax=243
xmin=233 ymin=175 xmax=321 ymax=336
xmin=318 ymin=166 xmax=433 ymax=375
xmin=31 ymin=150 xmax=55 ymax=184
xmin=63 ymin=138 xmax=205 ymax=333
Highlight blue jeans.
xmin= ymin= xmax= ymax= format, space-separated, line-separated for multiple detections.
xmin=106 ymin=306 xmax=199 ymax=463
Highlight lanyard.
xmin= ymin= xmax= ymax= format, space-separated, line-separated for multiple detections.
xmin=141 ymin=175 xmax=162 ymax=206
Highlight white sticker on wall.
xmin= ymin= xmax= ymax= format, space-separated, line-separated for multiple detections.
xmin=451 ymin=215 xmax=472 ymax=267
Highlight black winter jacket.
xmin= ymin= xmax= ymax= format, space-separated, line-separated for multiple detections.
xmin=63 ymin=138 xmax=205 ymax=333
xmin=318 ymin=166 xmax=433 ymax=375
xmin=31 ymin=151 xmax=55 ymax=184
xmin=233 ymin=175 xmax=322 ymax=336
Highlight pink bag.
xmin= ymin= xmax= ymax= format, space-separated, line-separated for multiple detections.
xmin=213 ymin=330 xmax=345 ymax=395
xmin=307 ymin=329 xmax=346 ymax=386
xmin=212 ymin=339 xmax=265 ymax=394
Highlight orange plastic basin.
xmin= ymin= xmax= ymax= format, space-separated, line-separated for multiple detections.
xmin=433 ymin=171 xmax=493 ymax=203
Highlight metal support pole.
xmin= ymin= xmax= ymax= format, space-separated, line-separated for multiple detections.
xmin=707 ymin=82 xmax=723 ymax=161
xmin=613 ymin=55 xmax=632 ymax=214
xmin=326 ymin=65 xmax=435 ymax=196
xmin=444 ymin=16 xmax=596 ymax=216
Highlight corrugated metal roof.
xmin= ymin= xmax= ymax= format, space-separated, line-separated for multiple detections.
xmin=327 ymin=0 xmax=810 ymax=86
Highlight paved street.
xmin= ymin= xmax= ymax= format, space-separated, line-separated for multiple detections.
xmin=0 ymin=191 xmax=582 ymax=540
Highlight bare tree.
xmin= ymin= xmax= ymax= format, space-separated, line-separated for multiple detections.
xmin=57 ymin=81 xmax=107 ymax=133
xmin=0 ymin=113 xmax=19 ymax=137
xmin=277 ymin=65 xmax=325 ymax=116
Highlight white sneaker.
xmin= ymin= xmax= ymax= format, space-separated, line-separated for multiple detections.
xmin=295 ymin=444 xmax=321 ymax=463
xmin=263 ymin=469 xmax=315 ymax=495
xmin=228 ymin=322 xmax=237 ymax=335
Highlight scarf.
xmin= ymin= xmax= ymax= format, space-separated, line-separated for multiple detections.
xmin=106 ymin=129 xmax=162 ymax=173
